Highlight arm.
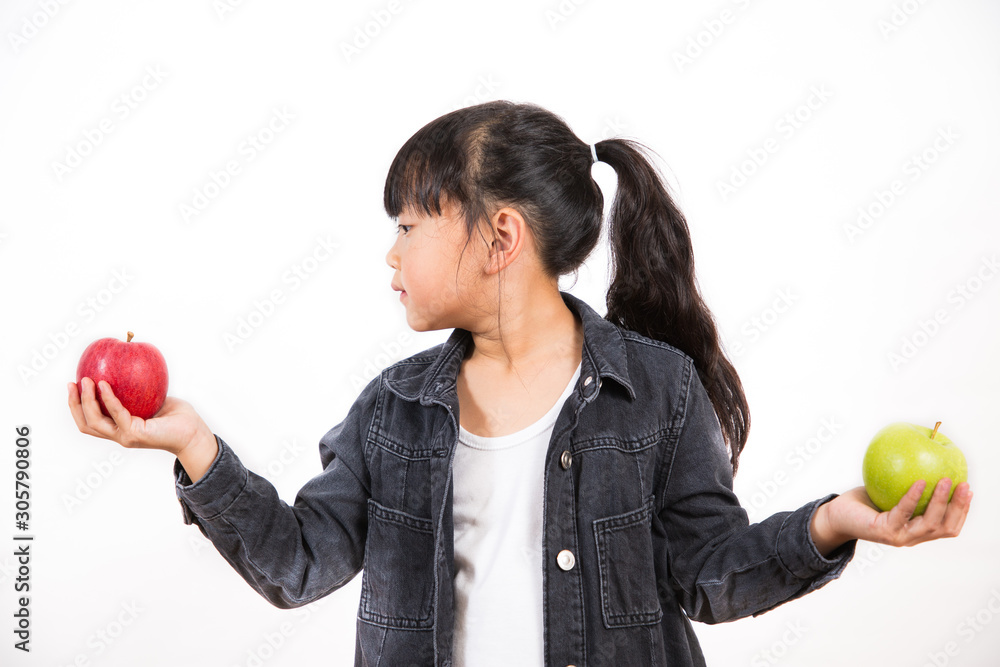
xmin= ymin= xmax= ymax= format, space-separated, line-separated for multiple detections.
xmin=656 ymin=364 xmax=856 ymax=624
xmin=172 ymin=377 xmax=381 ymax=609
xmin=69 ymin=374 xmax=377 ymax=608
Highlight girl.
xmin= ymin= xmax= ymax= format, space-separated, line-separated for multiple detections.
xmin=69 ymin=100 xmax=972 ymax=667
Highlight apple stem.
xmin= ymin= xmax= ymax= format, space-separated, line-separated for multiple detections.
xmin=126 ymin=331 xmax=134 ymax=343
xmin=930 ymin=421 xmax=942 ymax=440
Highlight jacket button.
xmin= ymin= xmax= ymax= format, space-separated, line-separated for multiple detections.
xmin=560 ymin=450 xmax=572 ymax=469
xmin=583 ymin=375 xmax=592 ymax=387
xmin=556 ymin=549 xmax=575 ymax=571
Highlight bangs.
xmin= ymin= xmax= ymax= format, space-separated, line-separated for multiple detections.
xmin=383 ymin=111 xmax=475 ymax=221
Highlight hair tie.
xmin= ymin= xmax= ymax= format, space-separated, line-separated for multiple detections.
xmin=590 ymin=143 xmax=599 ymax=164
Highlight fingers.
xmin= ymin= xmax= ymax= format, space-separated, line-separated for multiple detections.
xmin=69 ymin=378 xmax=100 ymax=435
xmin=887 ymin=479 xmax=926 ymax=528
xmin=899 ymin=479 xmax=972 ymax=546
xmin=920 ymin=477 xmax=952 ymax=525
xmin=76 ymin=377 xmax=117 ymax=439
xmin=67 ymin=381 xmax=90 ymax=433
xmin=97 ymin=379 xmax=134 ymax=427
xmin=941 ymin=482 xmax=973 ymax=538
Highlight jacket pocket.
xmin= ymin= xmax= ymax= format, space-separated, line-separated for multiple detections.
xmin=592 ymin=494 xmax=663 ymax=628
xmin=359 ymin=497 xmax=435 ymax=629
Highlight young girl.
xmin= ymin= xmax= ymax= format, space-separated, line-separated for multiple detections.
xmin=69 ymin=100 xmax=972 ymax=667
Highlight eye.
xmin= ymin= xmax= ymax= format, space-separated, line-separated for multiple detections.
xmin=396 ymin=223 xmax=412 ymax=235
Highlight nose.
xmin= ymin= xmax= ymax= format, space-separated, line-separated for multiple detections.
xmin=385 ymin=236 xmax=399 ymax=270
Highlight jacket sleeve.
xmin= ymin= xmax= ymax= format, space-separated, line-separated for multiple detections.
xmin=172 ymin=374 xmax=381 ymax=609
xmin=656 ymin=361 xmax=856 ymax=624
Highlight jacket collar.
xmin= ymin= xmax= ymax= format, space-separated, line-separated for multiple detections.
xmin=384 ymin=290 xmax=636 ymax=405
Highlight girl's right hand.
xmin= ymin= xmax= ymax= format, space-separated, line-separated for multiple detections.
xmin=68 ymin=376 xmax=215 ymax=458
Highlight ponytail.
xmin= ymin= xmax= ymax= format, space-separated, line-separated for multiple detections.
xmin=596 ymin=138 xmax=750 ymax=473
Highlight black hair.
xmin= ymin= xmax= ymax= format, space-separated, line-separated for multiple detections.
xmin=383 ymin=100 xmax=749 ymax=473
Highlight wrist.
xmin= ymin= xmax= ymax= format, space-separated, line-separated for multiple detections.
xmin=182 ymin=422 xmax=216 ymax=456
xmin=810 ymin=497 xmax=851 ymax=558
xmin=176 ymin=425 xmax=219 ymax=485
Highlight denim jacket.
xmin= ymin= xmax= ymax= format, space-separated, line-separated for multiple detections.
xmin=174 ymin=290 xmax=857 ymax=667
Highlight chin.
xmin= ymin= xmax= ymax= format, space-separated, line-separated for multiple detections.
xmin=405 ymin=313 xmax=450 ymax=334
xmin=402 ymin=299 xmax=456 ymax=333
xmin=403 ymin=311 xmax=427 ymax=332
xmin=407 ymin=320 xmax=436 ymax=333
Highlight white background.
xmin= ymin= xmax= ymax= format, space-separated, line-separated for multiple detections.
xmin=2 ymin=1 xmax=999 ymax=665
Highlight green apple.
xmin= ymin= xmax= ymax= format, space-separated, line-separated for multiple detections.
xmin=862 ymin=421 xmax=967 ymax=516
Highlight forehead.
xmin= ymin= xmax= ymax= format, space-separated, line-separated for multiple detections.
xmin=397 ymin=198 xmax=463 ymax=225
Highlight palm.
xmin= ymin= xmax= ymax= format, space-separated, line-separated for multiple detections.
xmin=113 ymin=396 xmax=204 ymax=454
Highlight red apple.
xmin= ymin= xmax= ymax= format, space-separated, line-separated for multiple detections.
xmin=76 ymin=331 xmax=169 ymax=420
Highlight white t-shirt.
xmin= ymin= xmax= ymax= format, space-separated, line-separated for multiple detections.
xmin=451 ymin=361 xmax=582 ymax=666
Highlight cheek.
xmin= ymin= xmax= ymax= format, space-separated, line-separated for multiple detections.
xmin=417 ymin=268 xmax=461 ymax=314
xmin=401 ymin=258 xmax=433 ymax=296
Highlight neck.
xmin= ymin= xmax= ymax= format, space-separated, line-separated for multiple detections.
xmin=464 ymin=287 xmax=581 ymax=373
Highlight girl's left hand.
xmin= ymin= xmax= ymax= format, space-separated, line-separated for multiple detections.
xmin=810 ymin=478 xmax=973 ymax=556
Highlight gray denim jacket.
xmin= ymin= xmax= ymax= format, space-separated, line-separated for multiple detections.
xmin=174 ymin=290 xmax=856 ymax=667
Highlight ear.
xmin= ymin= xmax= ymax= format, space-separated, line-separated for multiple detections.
xmin=483 ymin=207 xmax=527 ymax=275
